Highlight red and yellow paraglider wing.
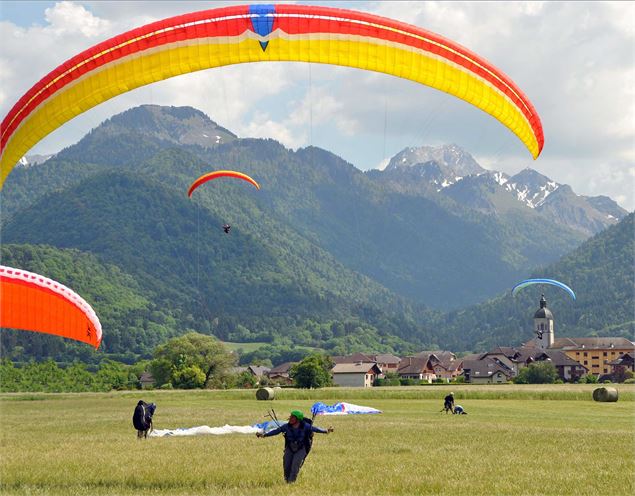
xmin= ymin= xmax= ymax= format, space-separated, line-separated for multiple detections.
xmin=188 ymin=170 xmax=261 ymax=197
xmin=0 ymin=266 xmax=102 ymax=348
xmin=1 ymin=4 xmax=543 ymax=188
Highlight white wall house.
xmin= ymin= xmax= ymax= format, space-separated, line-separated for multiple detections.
xmin=332 ymin=362 xmax=382 ymax=387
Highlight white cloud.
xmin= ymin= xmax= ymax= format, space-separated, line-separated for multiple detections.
xmin=240 ymin=110 xmax=306 ymax=149
xmin=44 ymin=1 xmax=110 ymax=36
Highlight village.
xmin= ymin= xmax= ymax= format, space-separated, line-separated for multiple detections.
xmin=137 ymin=295 xmax=635 ymax=389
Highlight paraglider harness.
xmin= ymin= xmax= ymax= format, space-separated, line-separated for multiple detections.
xmin=133 ymin=400 xmax=156 ymax=439
xmin=267 ymin=409 xmax=315 ymax=455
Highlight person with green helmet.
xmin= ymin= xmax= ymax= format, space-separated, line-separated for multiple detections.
xmin=256 ymin=410 xmax=333 ymax=483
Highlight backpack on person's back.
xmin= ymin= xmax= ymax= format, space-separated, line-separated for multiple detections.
xmin=133 ymin=400 xmax=156 ymax=438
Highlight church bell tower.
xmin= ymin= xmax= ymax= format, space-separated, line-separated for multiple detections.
xmin=533 ymin=294 xmax=554 ymax=349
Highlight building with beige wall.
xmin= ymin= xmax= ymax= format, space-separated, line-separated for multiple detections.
xmin=332 ymin=362 xmax=382 ymax=387
xmin=551 ymin=337 xmax=635 ymax=377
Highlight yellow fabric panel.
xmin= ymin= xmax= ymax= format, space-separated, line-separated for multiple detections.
xmin=1 ymin=36 xmax=538 ymax=187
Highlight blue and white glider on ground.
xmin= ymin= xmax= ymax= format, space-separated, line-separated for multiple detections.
xmin=311 ymin=402 xmax=382 ymax=416
xmin=511 ymin=278 xmax=576 ymax=300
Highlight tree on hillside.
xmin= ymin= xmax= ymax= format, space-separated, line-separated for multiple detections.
xmin=150 ymin=332 xmax=236 ymax=388
xmin=290 ymin=353 xmax=334 ymax=389
xmin=514 ymin=361 xmax=558 ymax=384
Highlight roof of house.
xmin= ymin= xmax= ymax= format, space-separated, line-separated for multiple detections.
xmin=608 ymin=352 xmax=634 ymax=366
xmin=485 ymin=346 xmax=523 ymax=360
xmin=139 ymin=372 xmax=154 ymax=382
xmin=248 ymin=365 xmax=271 ymax=377
xmin=268 ymin=362 xmax=295 ymax=375
xmin=398 ymin=356 xmax=433 ymax=375
xmin=332 ymin=362 xmax=382 ymax=374
xmin=331 ymin=352 xmax=374 ymax=364
xmin=413 ymin=351 xmax=440 ymax=364
xmin=515 ymin=347 xmax=544 ymax=363
xmin=542 ymin=350 xmax=588 ymax=369
xmin=444 ymin=360 xmax=463 ymax=372
xmin=462 ymin=357 xmax=514 ymax=379
xmin=372 ymin=353 xmax=401 ymax=364
xmin=460 ymin=353 xmax=486 ymax=362
xmin=551 ymin=337 xmax=635 ymax=350
xmin=429 ymin=350 xmax=456 ymax=361
xmin=230 ymin=366 xmax=248 ymax=374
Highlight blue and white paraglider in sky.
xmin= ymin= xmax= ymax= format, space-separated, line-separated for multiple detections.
xmin=511 ymin=278 xmax=576 ymax=300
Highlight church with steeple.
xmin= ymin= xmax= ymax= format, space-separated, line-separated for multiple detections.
xmin=462 ymin=294 xmax=633 ymax=383
xmin=528 ymin=294 xmax=634 ymax=378
xmin=531 ymin=294 xmax=554 ymax=349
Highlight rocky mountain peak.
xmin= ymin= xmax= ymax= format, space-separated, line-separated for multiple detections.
xmin=386 ymin=144 xmax=484 ymax=177
xmin=505 ymin=168 xmax=560 ymax=208
xmin=100 ymin=104 xmax=237 ymax=148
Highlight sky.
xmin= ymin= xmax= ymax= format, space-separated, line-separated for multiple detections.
xmin=1 ymin=1 xmax=633 ymax=210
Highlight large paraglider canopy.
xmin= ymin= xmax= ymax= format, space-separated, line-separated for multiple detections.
xmin=1 ymin=3 xmax=544 ymax=189
xmin=0 ymin=265 xmax=102 ymax=348
xmin=512 ymin=278 xmax=576 ymax=301
xmin=187 ymin=170 xmax=260 ymax=197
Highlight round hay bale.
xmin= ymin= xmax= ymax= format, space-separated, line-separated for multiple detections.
xmin=592 ymin=387 xmax=618 ymax=402
xmin=256 ymin=387 xmax=275 ymax=401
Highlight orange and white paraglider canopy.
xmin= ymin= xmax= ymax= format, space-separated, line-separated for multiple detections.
xmin=0 ymin=265 xmax=102 ymax=348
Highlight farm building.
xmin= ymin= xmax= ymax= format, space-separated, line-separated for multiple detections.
xmin=266 ymin=362 xmax=295 ymax=385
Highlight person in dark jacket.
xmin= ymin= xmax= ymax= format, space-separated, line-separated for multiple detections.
xmin=256 ymin=410 xmax=333 ymax=483
xmin=443 ymin=392 xmax=455 ymax=414
xmin=132 ymin=400 xmax=156 ymax=439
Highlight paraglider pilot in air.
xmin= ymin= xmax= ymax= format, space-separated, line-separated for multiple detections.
xmin=256 ymin=410 xmax=333 ymax=483
xmin=222 ymin=224 xmax=231 ymax=234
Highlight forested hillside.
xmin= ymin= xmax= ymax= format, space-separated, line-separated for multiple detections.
xmin=1 ymin=105 xmax=585 ymax=309
xmin=1 ymin=105 xmax=630 ymax=363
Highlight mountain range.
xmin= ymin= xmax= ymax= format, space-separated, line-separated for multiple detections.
xmin=374 ymin=144 xmax=626 ymax=236
xmin=1 ymin=105 xmax=631 ymax=361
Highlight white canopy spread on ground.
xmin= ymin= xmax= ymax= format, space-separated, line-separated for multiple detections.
xmin=149 ymin=425 xmax=259 ymax=437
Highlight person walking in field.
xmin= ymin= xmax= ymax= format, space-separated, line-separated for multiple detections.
xmin=256 ymin=410 xmax=333 ymax=483
xmin=443 ymin=392 xmax=455 ymax=414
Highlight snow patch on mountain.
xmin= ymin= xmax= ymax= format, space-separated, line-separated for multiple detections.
xmin=17 ymin=154 xmax=55 ymax=168
xmin=493 ymin=171 xmax=509 ymax=186
xmin=503 ymin=169 xmax=560 ymax=209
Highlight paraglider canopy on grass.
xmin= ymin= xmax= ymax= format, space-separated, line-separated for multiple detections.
xmin=311 ymin=402 xmax=382 ymax=416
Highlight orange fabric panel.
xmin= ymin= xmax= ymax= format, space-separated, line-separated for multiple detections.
xmin=0 ymin=267 xmax=102 ymax=348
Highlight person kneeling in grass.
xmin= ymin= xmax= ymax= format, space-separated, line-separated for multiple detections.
xmin=256 ymin=410 xmax=333 ymax=483
xmin=453 ymin=404 xmax=468 ymax=415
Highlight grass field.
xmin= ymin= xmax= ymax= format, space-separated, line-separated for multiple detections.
xmin=1 ymin=385 xmax=634 ymax=496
